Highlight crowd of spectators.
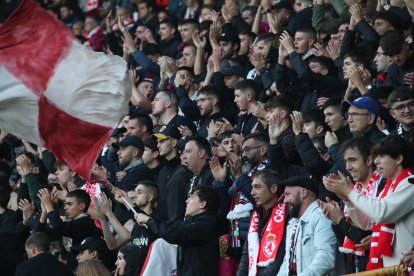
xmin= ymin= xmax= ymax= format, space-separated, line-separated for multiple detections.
xmin=2 ymin=0 xmax=414 ymax=275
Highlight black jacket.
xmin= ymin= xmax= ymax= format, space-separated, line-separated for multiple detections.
xmin=46 ymin=212 xmax=102 ymax=246
xmin=15 ymin=253 xmax=74 ymax=276
xmin=153 ymin=211 xmax=220 ymax=276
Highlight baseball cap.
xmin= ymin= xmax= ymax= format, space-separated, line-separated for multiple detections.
xmin=341 ymin=96 xmax=380 ymax=116
xmin=71 ymin=237 xmax=107 ymax=255
xmin=116 ymin=135 xmax=145 ymax=151
xmin=153 ymin=125 xmax=181 ymax=140
xmin=221 ymin=59 xmax=245 ymax=77
xmin=279 ymin=176 xmax=318 ymax=195
xmin=218 ymin=24 xmax=240 ymax=45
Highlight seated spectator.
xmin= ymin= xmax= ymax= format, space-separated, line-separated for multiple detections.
xmin=114 ymin=244 xmax=142 ymax=276
xmin=388 ymin=87 xmax=414 ymax=141
xmin=71 ymin=237 xmax=108 ymax=266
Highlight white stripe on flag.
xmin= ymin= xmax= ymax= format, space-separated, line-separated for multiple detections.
xmin=371 ymin=242 xmax=378 ymax=247
xmin=372 ymin=232 xmax=380 ymax=237
xmin=0 ymin=67 xmax=42 ymax=145
xmin=44 ymin=41 xmax=131 ymax=128
xmin=371 ymin=258 xmax=379 ymax=263
xmin=380 ymin=226 xmax=395 ymax=234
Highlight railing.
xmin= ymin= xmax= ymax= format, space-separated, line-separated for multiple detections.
xmin=343 ymin=264 xmax=408 ymax=276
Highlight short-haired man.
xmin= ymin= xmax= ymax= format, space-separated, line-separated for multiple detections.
xmin=237 ymin=169 xmax=287 ymax=275
xmin=15 ymin=232 xmax=73 ymax=276
xmin=342 ymin=96 xmax=386 ymax=143
xmin=136 ymin=186 xmax=221 ymax=276
xmin=153 ymin=126 xmax=193 ymax=222
xmin=159 ymin=18 xmax=181 ymax=58
xmin=388 ymin=87 xmax=414 ymax=142
xmin=96 ymin=181 xmax=159 ymax=273
xmin=178 ymin=19 xmax=199 ymax=46
xmin=234 ymin=80 xmax=261 ymax=136
xmin=277 ymin=176 xmax=337 ymax=275
xmin=218 ymin=24 xmax=240 ymax=60
xmin=320 ymin=136 xmax=377 ymax=273
xmin=37 ymin=189 xmax=102 ymax=246
xmin=323 ymin=135 xmax=414 ymax=270
xmin=127 ymin=112 xmax=153 ymax=140
xmin=152 ymin=90 xmax=197 ymax=136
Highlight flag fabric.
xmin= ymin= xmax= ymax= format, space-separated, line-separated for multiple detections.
xmin=0 ymin=0 xmax=131 ymax=180
xmin=140 ymin=238 xmax=177 ymax=276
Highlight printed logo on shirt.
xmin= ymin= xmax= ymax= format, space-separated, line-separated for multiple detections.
xmin=132 ymin=236 xmax=149 ymax=248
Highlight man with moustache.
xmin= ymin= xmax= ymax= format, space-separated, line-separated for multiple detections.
xmin=277 ymin=176 xmax=337 ymax=276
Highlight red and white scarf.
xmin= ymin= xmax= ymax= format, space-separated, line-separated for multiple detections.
xmin=366 ymin=168 xmax=413 ymax=270
xmin=340 ymin=171 xmax=381 ymax=256
xmin=248 ymin=203 xmax=286 ymax=275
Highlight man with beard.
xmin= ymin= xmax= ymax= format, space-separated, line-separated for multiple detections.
xmin=277 ymin=176 xmax=336 ymax=275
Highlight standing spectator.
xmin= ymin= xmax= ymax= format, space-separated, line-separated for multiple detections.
xmin=15 ymin=232 xmax=73 ymax=276
xmin=277 ymin=176 xmax=337 ymax=275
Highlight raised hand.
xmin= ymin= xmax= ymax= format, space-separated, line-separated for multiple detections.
xmin=268 ymin=112 xmax=288 ymax=144
xmin=37 ymin=188 xmax=53 ymax=210
xmin=209 ymin=156 xmax=227 ymax=182
xmin=279 ymin=31 xmax=295 ymax=54
xmin=228 ymin=152 xmax=242 ymax=178
xmin=16 ymin=154 xmax=32 ymax=177
xmin=290 ymin=111 xmax=304 ymax=135
xmin=322 ymin=171 xmax=353 ymax=200
xmin=192 ymin=30 xmax=206 ymax=49
xmin=121 ymin=30 xmax=136 ymax=54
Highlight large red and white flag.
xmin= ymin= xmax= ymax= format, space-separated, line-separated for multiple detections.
xmin=0 ymin=0 xmax=131 ymax=180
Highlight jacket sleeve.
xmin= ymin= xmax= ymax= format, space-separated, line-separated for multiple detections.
xmin=236 ymin=240 xmax=249 ymax=276
xmin=356 ymin=20 xmax=379 ymax=45
xmin=288 ymin=52 xmax=309 ymax=78
xmin=24 ymin=174 xmax=46 ymax=211
xmin=175 ymin=85 xmax=201 ymax=120
xmin=294 ymin=133 xmax=331 ymax=177
xmin=332 ymin=217 xmax=371 ymax=244
xmin=328 ymin=143 xmax=347 ymax=175
xmin=158 ymin=215 xmax=217 ymax=245
xmin=347 ymin=178 xmax=414 ymax=224
xmin=301 ymin=214 xmax=337 ymax=275
xmin=131 ymin=50 xmax=160 ymax=75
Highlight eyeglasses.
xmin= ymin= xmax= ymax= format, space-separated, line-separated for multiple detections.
xmin=197 ymin=97 xmax=214 ymax=103
xmin=344 ymin=112 xmax=372 ymax=119
xmin=240 ymin=145 xmax=265 ymax=155
xmin=391 ymin=101 xmax=414 ymax=113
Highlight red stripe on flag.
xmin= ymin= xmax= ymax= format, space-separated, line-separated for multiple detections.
xmin=38 ymin=96 xmax=112 ymax=180
xmin=0 ymin=0 xmax=73 ymax=96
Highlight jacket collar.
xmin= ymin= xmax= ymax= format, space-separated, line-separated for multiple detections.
xmin=299 ymin=201 xmax=318 ymax=224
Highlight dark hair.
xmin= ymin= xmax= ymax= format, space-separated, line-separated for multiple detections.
xmin=177 ymin=66 xmax=195 ymax=78
xmin=340 ymin=136 xmax=373 ymax=163
xmin=242 ymin=133 xmax=269 ymax=145
xmin=234 ymin=79 xmax=258 ymax=98
xmin=344 ymin=49 xmax=369 ymax=68
xmin=242 ymin=5 xmax=258 ymax=15
xmin=312 ymin=136 xmax=328 ymax=155
xmin=380 ymin=30 xmax=405 ymax=57
xmin=67 ymin=189 xmax=91 ymax=212
xmin=264 ymin=94 xmax=295 ymax=113
xmin=198 ymin=85 xmax=220 ymax=104
xmin=322 ymin=97 xmax=342 ymax=111
xmin=0 ymin=184 xmax=11 ymax=209
xmin=252 ymin=169 xmax=284 ymax=196
xmin=137 ymin=180 xmax=159 ymax=202
xmin=119 ymin=244 xmax=141 ymax=276
xmin=186 ymin=135 xmax=212 ymax=158
xmin=49 ymin=240 xmax=70 ymax=262
xmin=371 ymin=135 xmax=414 ymax=169
xmin=129 ymin=112 xmax=154 ymax=134
xmin=157 ymin=90 xmax=178 ymax=109
xmin=160 ymin=18 xmax=177 ymax=30
xmin=25 ymin=232 xmax=50 ymax=252
xmin=303 ymin=109 xmax=329 ymax=135
xmin=191 ymin=186 xmax=220 ymax=212
xmin=308 ymin=56 xmax=336 ymax=75
xmin=295 ymin=26 xmax=317 ymax=40
xmin=217 ymin=130 xmax=235 ymax=143
xmin=178 ymin=19 xmax=200 ymax=29
xmin=388 ymin=87 xmax=414 ymax=105
xmin=143 ymin=137 xmax=158 ymax=152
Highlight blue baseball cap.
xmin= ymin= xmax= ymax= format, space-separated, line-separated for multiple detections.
xmin=341 ymin=96 xmax=380 ymax=116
